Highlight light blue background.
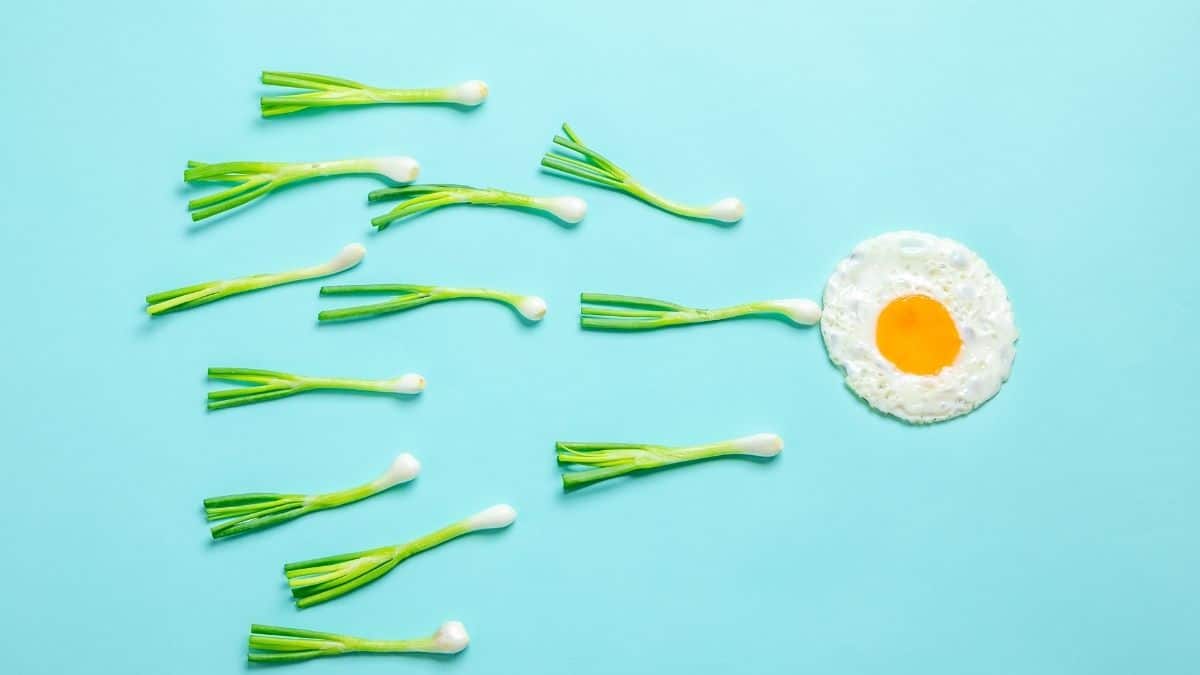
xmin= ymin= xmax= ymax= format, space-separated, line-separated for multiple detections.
xmin=1 ymin=1 xmax=1196 ymax=673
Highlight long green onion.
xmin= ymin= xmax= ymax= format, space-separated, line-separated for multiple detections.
xmin=185 ymin=156 xmax=419 ymax=221
xmin=204 ymin=453 xmax=420 ymax=540
xmin=318 ymin=284 xmax=547 ymax=323
xmin=260 ymin=71 xmax=488 ymax=118
xmin=557 ymin=433 xmax=783 ymax=490
xmin=580 ymin=293 xmax=820 ymax=331
xmin=146 ymin=243 xmax=365 ymax=316
xmin=284 ymin=504 xmax=516 ymax=608
xmin=541 ymin=123 xmax=745 ymax=223
xmin=367 ymin=184 xmax=586 ymax=230
xmin=207 ymin=367 xmax=425 ymax=411
xmin=248 ymin=620 xmax=469 ymax=664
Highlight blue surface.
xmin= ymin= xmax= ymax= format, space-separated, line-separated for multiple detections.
xmin=1 ymin=2 xmax=1197 ymax=673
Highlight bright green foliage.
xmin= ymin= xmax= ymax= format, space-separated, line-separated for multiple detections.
xmin=146 ymin=243 xmax=364 ymax=316
xmin=204 ymin=453 xmax=418 ymax=540
xmin=557 ymin=434 xmax=783 ymax=490
xmin=580 ymin=293 xmax=821 ymax=331
xmin=247 ymin=620 xmax=469 ymax=664
xmin=541 ymin=123 xmax=745 ymax=223
xmin=184 ymin=156 xmax=417 ymax=221
xmin=206 ymin=367 xmax=425 ymax=411
xmin=318 ymin=283 xmax=546 ymax=323
xmin=260 ymin=71 xmax=487 ymax=118
xmin=283 ymin=504 xmax=515 ymax=608
xmin=367 ymin=184 xmax=586 ymax=230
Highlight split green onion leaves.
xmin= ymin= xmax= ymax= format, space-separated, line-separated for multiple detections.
xmin=580 ymin=293 xmax=821 ymax=331
xmin=204 ymin=453 xmax=420 ymax=540
xmin=146 ymin=243 xmax=365 ymax=316
xmin=248 ymin=620 xmax=469 ymax=664
xmin=185 ymin=156 xmax=418 ymax=222
xmin=557 ymin=433 xmax=783 ymax=490
xmin=541 ymin=123 xmax=744 ymax=223
xmin=367 ymin=184 xmax=586 ymax=230
xmin=319 ymin=284 xmax=547 ymax=323
xmin=283 ymin=504 xmax=516 ymax=608
xmin=207 ymin=367 xmax=425 ymax=411
xmin=261 ymin=71 xmax=488 ymax=118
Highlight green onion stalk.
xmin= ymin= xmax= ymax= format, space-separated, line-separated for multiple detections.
xmin=184 ymin=156 xmax=419 ymax=221
xmin=367 ymin=184 xmax=586 ymax=230
xmin=284 ymin=504 xmax=516 ymax=608
xmin=580 ymin=293 xmax=821 ymax=331
xmin=204 ymin=453 xmax=420 ymax=540
xmin=557 ymin=433 xmax=783 ymax=490
xmin=248 ymin=620 xmax=470 ymax=664
xmin=318 ymin=284 xmax=547 ymax=323
xmin=145 ymin=243 xmax=365 ymax=316
xmin=206 ymin=367 xmax=425 ymax=411
xmin=541 ymin=123 xmax=745 ymax=223
xmin=260 ymin=71 xmax=488 ymax=118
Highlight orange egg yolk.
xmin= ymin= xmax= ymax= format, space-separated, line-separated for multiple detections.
xmin=875 ymin=294 xmax=962 ymax=375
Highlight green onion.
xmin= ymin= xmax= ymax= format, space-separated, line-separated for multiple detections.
xmin=207 ymin=367 xmax=425 ymax=411
xmin=146 ymin=243 xmax=365 ymax=316
xmin=557 ymin=433 xmax=783 ymax=490
xmin=580 ymin=293 xmax=821 ymax=331
xmin=284 ymin=504 xmax=516 ymax=608
xmin=260 ymin=71 xmax=488 ymax=118
xmin=540 ymin=123 xmax=745 ymax=223
xmin=318 ymin=284 xmax=547 ymax=323
xmin=185 ymin=156 xmax=419 ymax=222
xmin=204 ymin=453 xmax=420 ymax=540
xmin=367 ymin=184 xmax=586 ymax=230
xmin=248 ymin=620 xmax=469 ymax=663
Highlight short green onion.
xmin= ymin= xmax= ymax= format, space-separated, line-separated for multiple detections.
xmin=260 ymin=71 xmax=488 ymax=118
xmin=367 ymin=184 xmax=587 ymax=230
xmin=145 ymin=243 xmax=365 ymax=316
xmin=248 ymin=620 xmax=470 ymax=664
xmin=207 ymin=367 xmax=425 ymax=411
xmin=541 ymin=123 xmax=745 ymax=223
xmin=580 ymin=293 xmax=821 ymax=331
xmin=185 ymin=156 xmax=419 ymax=222
xmin=284 ymin=504 xmax=516 ymax=608
xmin=557 ymin=433 xmax=783 ymax=490
xmin=318 ymin=284 xmax=547 ymax=323
xmin=204 ymin=453 xmax=420 ymax=540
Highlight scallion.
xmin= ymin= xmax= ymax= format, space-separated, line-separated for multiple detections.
xmin=260 ymin=71 xmax=488 ymax=118
xmin=318 ymin=284 xmax=547 ymax=323
xmin=284 ymin=504 xmax=516 ymax=608
xmin=367 ymin=184 xmax=586 ymax=230
xmin=204 ymin=453 xmax=420 ymax=540
xmin=541 ymin=123 xmax=745 ymax=223
xmin=207 ymin=367 xmax=425 ymax=411
xmin=145 ymin=243 xmax=365 ymax=316
xmin=185 ymin=156 xmax=419 ymax=221
xmin=580 ymin=293 xmax=821 ymax=331
xmin=557 ymin=433 xmax=783 ymax=490
xmin=248 ymin=620 xmax=469 ymax=664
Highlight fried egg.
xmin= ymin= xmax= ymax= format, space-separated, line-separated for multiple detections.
xmin=820 ymin=231 xmax=1017 ymax=423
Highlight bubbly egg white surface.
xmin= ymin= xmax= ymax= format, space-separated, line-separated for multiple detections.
xmin=821 ymin=231 xmax=1018 ymax=423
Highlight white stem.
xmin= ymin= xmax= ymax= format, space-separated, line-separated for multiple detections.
xmin=429 ymin=620 xmax=470 ymax=653
xmin=704 ymin=197 xmax=745 ymax=223
xmin=445 ymin=80 xmax=488 ymax=106
xmin=532 ymin=195 xmax=587 ymax=223
xmin=383 ymin=373 xmax=426 ymax=394
xmin=515 ymin=296 xmax=548 ymax=321
xmin=728 ymin=433 xmax=784 ymax=457
xmin=463 ymin=504 xmax=517 ymax=531
xmin=761 ymin=298 xmax=821 ymax=325
xmin=371 ymin=452 xmax=421 ymax=490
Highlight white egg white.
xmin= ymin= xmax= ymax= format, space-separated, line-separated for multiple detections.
xmin=821 ymin=231 xmax=1018 ymax=424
